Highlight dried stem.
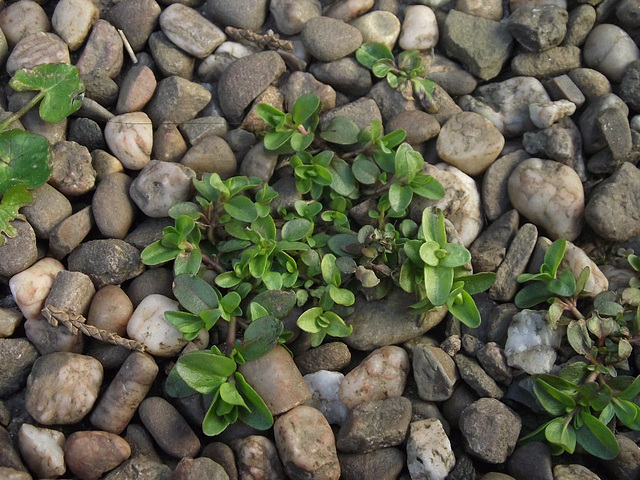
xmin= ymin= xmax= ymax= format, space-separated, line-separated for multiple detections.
xmin=42 ymin=304 xmax=147 ymax=352
xmin=118 ymin=29 xmax=138 ymax=64
xmin=224 ymin=26 xmax=293 ymax=52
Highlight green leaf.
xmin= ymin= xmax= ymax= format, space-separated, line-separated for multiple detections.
xmin=329 ymin=285 xmax=355 ymax=306
xmin=323 ymin=311 xmax=353 ymax=338
xmin=220 ymin=291 xmax=242 ymax=314
xmin=327 ymin=157 xmax=357 ymax=198
xmin=203 ymin=397 xmax=232 ymax=436
xmin=619 ymin=376 xmax=640 ymax=400
xmin=219 ymin=382 xmax=248 ymax=409
xmin=165 ymin=363 xmax=197 ymax=398
xmin=545 ymin=417 xmax=576 ymax=453
xmin=264 ymin=130 xmax=294 ymax=151
xmin=261 ymin=271 xmax=283 ymax=290
xmin=321 ymin=254 xmax=342 ymax=286
xmin=352 ymin=157 xmax=380 ymax=185
xmin=558 ymin=362 xmax=590 ymax=385
xmin=447 ymin=289 xmax=481 ymax=328
xmin=380 ymin=129 xmax=407 ymax=149
xmin=533 ymin=378 xmax=573 ymax=416
xmin=141 ymin=241 xmax=182 ymax=265
xmin=355 ymin=42 xmax=394 ymax=68
xmin=173 ymin=250 xmax=202 ymax=276
xmin=215 ymin=272 xmax=243 ymax=288
xmin=292 ymin=94 xmax=321 ymax=125
xmin=235 ymin=372 xmax=273 ymax=430
xmin=424 ymin=264 xmax=453 ymax=306
xmin=164 ymin=311 xmax=203 ymax=340
xmin=575 ymin=266 xmax=591 ymax=294
xmin=548 ymin=269 xmax=576 ymax=297
xmin=421 ymin=209 xmax=446 ymax=246
xmin=256 ymin=103 xmax=286 ymax=127
xmin=0 ymin=130 xmax=52 ymax=194
xmin=389 ymin=183 xmax=413 ymax=212
xmin=440 ymin=243 xmax=472 ymax=268
xmin=224 ymin=195 xmax=258 ymax=223
xmin=372 ymin=58 xmax=395 ymax=78
xmin=320 ymin=116 xmax=360 ymax=145
xmin=175 ymin=350 xmax=236 ymax=394
xmin=237 ymin=315 xmax=283 ymax=362
xmin=411 ymin=175 xmax=445 ymax=200
xmin=576 ymin=410 xmax=620 ymax=460
xmin=281 ymin=218 xmax=312 ymax=241
xmin=419 ymin=240 xmax=441 ymax=266
xmin=10 ymin=63 xmax=84 ymax=123
xmin=613 ymin=398 xmax=639 ymax=428
xmin=544 ymin=239 xmax=566 ymax=277
xmin=290 ymin=131 xmax=314 ymax=152
xmin=0 ymin=184 xmax=32 ymax=245
xmin=515 ymin=283 xmax=553 ymax=309
xmin=297 ymin=307 xmax=322 ymax=333
xmin=567 ymin=320 xmax=594 ymax=356
xmin=173 ymin=274 xmax=218 ymax=314
xmin=459 ymin=273 xmax=496 ymax=295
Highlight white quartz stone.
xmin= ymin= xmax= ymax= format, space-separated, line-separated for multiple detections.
xmin=304 ymin=370 xmax=348 ymax=425
xmin=529 ymin=99 xmax=576 ymax=129
xmin=51 ymin=0 xmax=99 ymax=51
xmin=350 ymin=11 xmax=401 ymax=51
xmin=10 ymin=257 xmax=65 ymax=321
xmin=126 ymin=294 xmax=187 ymax=357
xmin=407 ymin=419 xmax=455 ymax=480
xmin=399 ymin=5 xmax=438 ymax=51
xmin=104 ymin=112 xmax=153 ymax=170
xmin=18 ymin=423 xmax=66 ymax=478
xmin=584 ymin=24 xmax=640 ymax=83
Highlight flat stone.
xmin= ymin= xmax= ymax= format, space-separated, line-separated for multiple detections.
xmin=181 ymin=135 xmax=236 ymax=179
xmin=76 ymin=19 xmax=123 ymax=78
xmin=116 ymin=65 xmax=157 ymax=114
xmin=49 ymin=206 xmax=94 ymax=260
xmin=506 ymin=442 xmax=553 ymax=480
xmin=20 ymin=183 xmax=72 ymax=240
xmin=413 ymin=345 xmax=458 ymax=401
xmin=149 ymin=31 xmax=194 ymax=79
xmin=172 ymin=457 xmax=230 ymax=480
xmin=146 ymin=76 xmax=211 ymax=126
xmin=160 ymin=4 xmax=225 ymax=58
xmin=554 ymin=464 xmax=601 ymax=480
xmin=511 ymin=45 xmax=580 ymax=78
xmin=597 ymin=107 xmax=633 ymax=161
xmin=203 ymin=0 xmax=267 ymax=30
xmin=543 ymin=74 xmax=585 ymax=107
xmin=309 ymin=58 xmax=372 ymax=97
xmin=301 ymin=16 xmax=363 ymax=62
xmin=270 ymin=0 xmax=321 ymax=35
xmin=0 ymin=1 xmax=50 ymax=47
xmin=106 ymin=0 xmax=161 ymax=52
xmin=454 ymin=354 xmax=504 ymax=399
xmin=470 ymin=210 xmax=519 ymax=272
xmin=295 ymin=342 xmax=351 ymax=375
xmin=6 ymin=32 xmax=70 ymax=76
xmin=338 ymin=448 xmax=404 ymax=480
xmin=351 ymin=10 xmax=400 ymax=51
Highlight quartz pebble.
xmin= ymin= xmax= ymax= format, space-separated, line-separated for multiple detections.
xmin=399 ymin=5 xmax=438 ymax=50
xmin=198 ymin=42 xmax=255 ymax=82
xmin=105 ymin=112 xmax=153 ymax=170
xmin=350 ymin=10 xmax=400 ymax=51
xmin=51 ymin=0 xmax=99 ymax=50
xmin=65 ymin=431 xmax=131 ymax=480
xmin=26 ymin=352 xmax=103 ymax=425
xmin=406 ymin=419 xmax=455 ymax=480
xmin=304 ymin=370 xmax=348 ymax=425
xmin=159 ymin=4 xmax=226 ymax=58
xmin=529 ymin=99 xmax=576 ymax=129
xmin=0 ymin=309 xmax=23 ymax=338
xmin=126 ymin=294 xmax=186 ymax=357
xmin=340 ymin=346 xmax=410 ymax=409
xmin=18 ymin=423 xmax=66 ymax=479
xmin=9 ymin=258 xmax=64 ymax=321
xmin=274 ymin=405 xmax=340 ymax=480
xmin=584 ymin=24 xmax=640 ymax=83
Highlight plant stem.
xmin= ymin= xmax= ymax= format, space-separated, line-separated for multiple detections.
xmin=0 ymin=92 xmax=44 ymax=132
xmin=225 ymin=316 xmax=237 ymax=356
xmin=202 ymin=252 xmax=226 ymax=274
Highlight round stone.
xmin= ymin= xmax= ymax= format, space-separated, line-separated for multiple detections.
xmin=399 ymin=5 xmax=438 ymax=50
xmin=301 ymin=16 xmax=363 ymax=62
xmin=64 ymin=431 xmax=130 ymax=480
xmin=584 ymin=24 xmax=640 ymax=83
xmin=104 ymin=112 xmax=153 ymax=170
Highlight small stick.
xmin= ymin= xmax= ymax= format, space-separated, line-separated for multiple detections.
xmin=224 ymin=26 xmax=293 ymax=52
xmin=118 ymin=29 xmax=138 ymax=64
xmin=42 ymin=304 xmax=147 ymax=352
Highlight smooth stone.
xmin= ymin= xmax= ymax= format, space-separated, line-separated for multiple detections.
xmin=65 ymin=431 xmax=131 ymax=480
xmin=203 ymin=0 xmax=267 ymax=30
xmin=90 ymin=352 xmax=158 ymax=434
xmin=0 ymin=426 xmax=27 ymax=472
xmin=603 ymin=435 xmax=640 ymax=480
xmin=145 ymin=76 xmax=211 ymax=126
xmin=238 ymin=143 xmax=278 ymax=184
xmin=0 ymin=309 xmax=22 ymax=338
xmin=116 ymin=65 xmax=157 ymax=114
xmin=201 ymin=442 xmax=238 ymax=480
xmin=506 ymin=442 xmax=553 ymax=480
xmin=406 ymin=419 xmax=455 ymax=480
xmin=67 ymin=240 xmax=144 ymax=288
xmin=106 ymin=0 xmax=161 ymax=52
xmin=305 ymin=370 xmax=348 ymax=425
xmin=102 ymin=456 xmax=171 ymax=480
xmin=270 ymin=0 xmax=321 ymax=35
xmin=554 ymin=464 xmax=601 ymax=480
xmin=159 ymin=4 xmax=225 ymax=58
xmin=197 ymin=42 xmax=255 ymax=82
xmin=44 ymin=270 xmax=95 ymax=321
xmin=152 ymin=123 xmax=188 ymax=162
xmin=459 ymin=398 xmax=521 ymax=464
xmin=437 ymin=111 xmax=504 ymax=176
xmin=340 ymin=346 xmax=409 ymax=409
xmin=411 ymin=163 xmax=483 ymax=247
xmin=49 ymin=141 xmax=96 ymax=196
xmin=309 ymin=58 xmax=372 ymax=97
xmin=617 ymin=0 xmax=640 ymax=28
xmin=325 ymin=0 xmax=374 ymax=22
xmin=231 ymin=436 xmax=285 ymax=480
xmin=274 ymin=405 xmax=340 ymax=480
xmin=0 ymin=220 xmax=37 ymax=277
xmin=336 ymin=397 xmax=412 ymax=453
xmin=126 ymin=294 xmax=186 ymax=357
xmin=0 ymin=0 xmax=50 ymax=47
xmin=92 ymin=150 xmax=124 ymax=181
xmin=20 ymin=183 xmax=72 ymax=241
xmin=218 ymin=51 xmax=286 ymax=123
xmin=580 ymin=93 xmax=628 ymax=153
xmin=26 ymin=352 xmax=103 ymax=424
xmin=568 ymin=68 xmax=612 ymax=101
xmin=129 ymin=160 xmax=195 ymax=217
xmin=87 ymin=285 xmax=133 ymax=336
xmin=149 ymin=31 xmax=195 ymax=79
xmin=18 ymin=424 xmax=66 ymax=479
xmin=399 ymin=5 xmax=438 ymax=50
xmin=105 ymin=112 xmax=153 ymax=170
xmin=350 ymin=10 xmax=400 ymax=50
xmin=584 ymin=24 xmax=640 ymax=82
xmin=68 ymin=117 xmax=106 ymax=151
xmin=507 ymin=158 xmax=584 ymax=240
xmin=172 ymin=457 xmax=229 ymax=480
xmin=51 ymin=0 xmax=99 ymax=50
xmin=139 ymin=396 xmax=200 ymax=457
xmin=295 ymin=342 xmax=351 ymax=375
xmin=387 ymin=110 xmax=440 ymax=146
xmin=238 ymin=345 xmax=311 ymax=416
xmin=427 ymin=53 xmax=478 ymax=97
xmin=92 ymin=173 xmax=135 ymax=239
xmin=544 ymin=74 xmax=586 ymax=107
xmin=76 ymin=19 xmax=123 ymax=78
xmin=470 ymin=210 xmax=519 ymax=272
xmin=563 ymin=4 xmax=596 ymax=47
xmin=413 ymin=345 xmax=458 ymax=402
xmin=125 ymin=219 xmax=173 ymax=252
xmin=6 ymin=32 xmax=70 ymax=76
xmin=280 ymin=72 xmax=336 ymax=112
xmin=179 ymin=116 xmax=228 ymax=145
xmin=504 ymin=309 xmax=563 ymax=374
xmin=181 ymin=134 xmax=237 ymax=179
xmin=301 ymin=16 xmax=363 ymax=62
xmin=456 ymin=0 xmax=502 ymax=20
xmin=321 ymin=97 xmax=382 ymax=131
xmin=585 ymin=162 xmax=640 ymax=242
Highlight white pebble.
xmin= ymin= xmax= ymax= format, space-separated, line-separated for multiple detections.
xmin=51 ymin=0 xmax=99 ymax=51
xmin=18 ymin=424 xmax=66 ymax=479
xmin=10 ymin=258 xmax=65 ymax=321
xmin=104 ymin=112 xmax=153 ymax=170
xmin=584 ymin=24 xmax=640 ymax=83
xmin=529 ymin=99 xmax=576 ymax=129
xmin=399 ymin=5 xmax=438 ymax=50
xmin=304 ymin=370 xmax=348 ymax=425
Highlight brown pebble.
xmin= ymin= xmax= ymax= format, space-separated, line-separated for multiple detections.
xmin=87 ymin=285 xmax=133 ymax=336
xmin=64 ymin=430 xmax=131 ymax=480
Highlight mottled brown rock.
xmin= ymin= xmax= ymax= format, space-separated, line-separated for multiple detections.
xmin=65 ymin=431 xmax=131 ymax=480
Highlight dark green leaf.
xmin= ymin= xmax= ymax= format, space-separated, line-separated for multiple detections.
xmin=281 ymin=218 xmax=312 ymax=241
xmin=458 ymin=272 xmax=496 ymax=295
xmin=544 ymin=239 xmax=566 ymax=277
xmin=165 ymin=363 xmax=198 ymax=398
xmin=10 ymin=63 xmax=84 ymax=122
xmin=292 ymin=94 xmax=321 ymax=125
xmin=176 ymin=350 xmax=235 ymax=394
xmin=355 ymin=42 xmax=394 ymax=68
xmin=379 ymin=129 xmax=407 ymax=149
xmin=447 ymin=289 xmax=481 ymax=328
xmin=352 ymin=157 xmax=380 ymax=185
xmin=548 ymin=269 xmax=576 ymax=297
xmin=410 ymin=175 xmax=445 ymax=200
xmin=220 ymin=292 xmax=242 ymax=314
xmin=215 ymin=272 xmax=243 ymax=288
xmin=515 ymin=283 xmax=553 ymax=309
xmin=567 ymin=320 xmax=594 ymax=356
xmin=533 ymin=378 xmax=573 ymax=416
xmin=173 ymin=274 xmax=218 ymax=314
xmin=320 ymin=116 xmax=360 ymax=145
xmin=440 ymin=243 xmax=471 ymax=268
xmin=327 ymin=157 xmax=357 ymax=198
xmin=389 ymin=183 xmax=413 ymax=212
xmin=545 ymin=417 xmax=576 ymax=453
xmin=576 ymin=410 xmax=620 ymax=460
xmin=620 ymin=376 xmax=640 ymax=400
xmin=252 ymin=290 xmax=297 ymax=318
xmin=290 ymin=131 xmax=314 ymax=152
xmin=141 ymin=241 xmax=182 ymax=265
xmin=327 ymin=234 xmax=358 ymax=257
xmin=575 ymin=266 xmax=591 ymax=294
xmin=235 ymin=372 xmax=273 ymax=430
xmin=558 ymin=362 xmax=590 ymax=385
xmin=0 ymin=130 xmax=51 ymax=194
xmin=224 ymin=196 xmax=258 ymax=223
xmin=237 ymin=315 xmax=283 ymax=362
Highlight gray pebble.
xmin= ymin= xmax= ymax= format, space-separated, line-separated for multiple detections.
xmin=68 ymin=117 xmax=106 ymax=151
xmin=152 ymin=123 xmax=188 ymax=162
xmin=563 ymin=4 xmax=596 ymax=47
xmin=201 ymin=442 xmax=238 ymax=480
xmin=0 ymin=220 xmax=37 ymax=277
xmin=139 ymin=397 xmax=200 ymax=458
xmin=76 ymin=19 xmax=124 ymax=79
xmin=148 ymin=31 xmax=195 ymax=80
xmin=146 ymin=76 xmax=211 ymax=126
xmin=204 ymin=0 xmax=267 ymax=30
xmin=49 ymin=206 xmax=94 ymax=260
xmin=309 ymin=58 xmax=372 ymax=97
xmin=126 ymin=267 xmax=174 ymax=306
xmin=0 ymin=338 xmax=39 ymax=397
xmin=567 ymin=67 xmax=611 ymax=100
xmin=321 ymin=97 xmax=382 ymax=131
xmin=124 ymin=218 xmax=173 ymax=251
xmin=238 ymin=142 xmax=277 ymax=184
xmin=506 ymin=442 xmax=553 ymax=480
xmin=82 ymin=72 xmax=119 ymax=106
xmin=91 ymin=149 xmax=124 ymax=181
xmin=481 ymin=150 xmax=529 ymax=221
xmin=470 ymin=210 xmax=519 ymax=273
xmin=270 ymin=0 xmax=322 ymax=35
xmin=301 ymin=16 xmax=363 ymax=62
xmin=68 ymin=239 xmax=144 ymax=288
xmin=49 ymin=141 xmax=97 ymax=196
xmin=413 ymin=345 xmax=458 ymax=401
xmin=21 ymin=183 xmax=72 ymax=239
xmin=0 ymin=426 xmax=27 ymax=471
xmin=508 ymin=3 xmax=568 ymax=52
xmin=106 ymin=0 xmax=161 ymax=52
xmin=181 ymin=135 xmax=236 ymax=179
xmin=511 ymin=45 xmax=580 ymax=78
xmin=454 ymin=354 xmax=504 ymax=399
xmin=179 ymin=116 xmax=228 ymax=146
xmin=93 ymin=172 xmax=136 ymax=239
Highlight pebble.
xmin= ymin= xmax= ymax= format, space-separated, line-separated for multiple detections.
xmin=305 ymin=370 xmax=348 ymax=425
xmin=139 ymin=396 xmax=200 ymax=457
xmin=103 ymin=456 xmax=171 ymax=480
xmin=442 ymin=9 xmax=512 ymax=81
xmin=106 ymin=0 xmax=161 ymax=52
xmin=92 ymin=173 xmax=135 ymax=239
xmin=82 ymin=73 xmax=119 ymax=106
xmin=387 ymin=110 xmax=440 ymax=146
xmin=68 ymin=117 xmax=107 ymax=151
xmin=437 ymin=111 xmax=505 ymax=176
xmin=365 ymin=81 xmax=418 ymax=124
xmin=309 ymin=58 xmax=372 ymax=97
xmin=411 ymin=163 xmax=483 ymax=247
xmin=399 ymin=5 xmax=438 ymax=50
xmin=603 ymin=435 xmax=640 ymax=480
xmin=65 ymin=431 xmax=131 ymax=480
xmin=470 ymin=210 xmax=519 ymax=273
xmin=172 ymin=457 xmax=230 ymax=480
xmin=350 ymin=11 xmax=399 ymax=51
xmin=585 ymin=162 xmax=640 ymax=242
xmin=197 ymin=42 xmax=255 ymax=82
xmin=49 ymin=141 xmax=96 ymax=196
xmin=336 ymin=396 xmax=412 ymax=453
xmin=274 ymin=405 xmax=340 ymax=480
xmin=68 ymin=239 xmax=143 ymax=288
xmin=126 ymin=294 xmax=186 ymax=357
xmin=25 ymin=352 xmax=103 ymax=424
xmin=218 ymin=51 xmax=286 ymax=123
xmin=325 ymin=0 xmax=373 ymax=22
xmin=507 ymin=158 xmax=584 ymax=240
xmin=413 ymin=345 xmax=458 ymax=401
xmin=322 ymin=97 xmax=382 ymax=131
xmin=508 ymin=3 xmax=568 ymax=52
xmin=529 ymin=99 xmax=576 ymax=129
xmin=86 ymin=286 xmax=132 ymax=337
xmin=232 ymin=435 xmax=285 ymax=480
xmin=406 ymin=419 xmax=455 ymax=480
xmin=568 ymin=68 xmax=612 ymax=101
xmin=511 ymin=45 xmax=580 ymax=78
xmin=617 ymin=0 xmax=640 ymax=29
xmin=281 ymin=72 xmax=336 ymax=112
xmin=104 ymin=112 xmax=153 ymax=170
xmin=201 ymin=442 xmax=238 ymax=480
xmin=584 ymin=24 xmax=640 ymax=83
xmin=116 ymin=65 xmax=157 ymax=114
xmin=0 ymin=309 xmax=22 ymax=338
xmin=76 ymin=19 xmax=123 ymax=78
xmin=504 ymin=309 xmax=563 ymax=374
xmin=238 ymin=345 xmax=311 ymax=416
xmin=338 ymin=448 xmax=404 ymax=480
xmin=152 ymin=123 xmax=188 ymax=162
xmin=427 ymin=54 xmax=478 ymax=97
xmin=454 ymin=354 xmax=503 ymax=399
xmin=481 ymin=151 xmax=528 ymax=221
xmin=49 ymin=207 xmax=94 ymax=260
xmin=18 ymin=423 xmax=66 ymax=479
xmin=51 ymin=0 xmax=98 ymax=51
xmin=0 ymin=220 xmax=38 ymax=277
xmin=489 ymin=223 xmax=538 ymax=301
xmin=563 ymin=4 xmax=596 ymax=47
xmin=270 ymin=0 xmax=321 ymax=35
xmin=295 ymin=342 xmax=350 ymax=375
xmin=44 ymin=270 xmax=95 ymax=320
xmin=0 ymin=425 xmax=27 ymax=471
xmin=459 ymin=398 xmax=521 ymax=464
xmin=554 ymin=464 xmax=601 ymax=480
xmin=0 ymin=338 xmax=39 ymax=397
xmin=129 ymin=160 xmax=195 ymax=217
xmin=20 ymin=183 xmax=71 ymax=240
xmin=544 ymin=74 xmax=585 ymax=108
xmin=149 ymin=31 xmax=195 ymax=79
xmin=456 ymin=0 xmax=502 ymax=21
xmin=506 ymin=442 xmax=553 ymax=480
xmin=580 ymin=93 xmax=628 ymax=154
xmin=181 ymin=134 xmax=237 ymax=178
xmin=477 ymin=342 xmax=512 ymax=384
xmin=302 ymin=16 xmax=363 ymax=63
xmin=0 ymin=0 xmax=50 ymax=47
xmin=146 ymin=76 xmax=211 ymax=125
xmin=0 ymin=468 xmax=32 ymax=480
xmin=159 ymin=4 xmax=225 ymax=58
xmin=339 ymin=346 xmax=410 ymax=409
xmin=203 ymin=0 xmax=267 ymax=30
